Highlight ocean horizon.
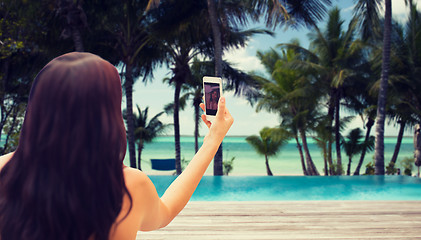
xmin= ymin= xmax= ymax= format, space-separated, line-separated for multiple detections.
xmin=124 ymin=136 xmax=416 ymax=176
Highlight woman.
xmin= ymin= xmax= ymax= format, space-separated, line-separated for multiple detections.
xmin=0 ymin=52 xmax=233 ymax=240
xmin=207 ymin=89 xmax=219 ymax=111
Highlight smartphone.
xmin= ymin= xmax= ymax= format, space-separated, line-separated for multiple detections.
xmin=203 ymin=76 xmax=223 ymax=121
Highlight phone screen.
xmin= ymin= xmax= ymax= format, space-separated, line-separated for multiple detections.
xmin=204 ymin=82 xmax=220 ymax=116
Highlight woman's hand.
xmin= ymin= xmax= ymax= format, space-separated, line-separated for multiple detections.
xmin=200 ymin=96 xmax=234 ymax=143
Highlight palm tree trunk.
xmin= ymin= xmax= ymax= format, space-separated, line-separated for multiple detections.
xmin=415 ymin=124 xmax=421 ymax=177
xmin=347 ymin=156 xmax=352 ymax=176
xmin=327 ymin=139 xmax=334 ymax=175
xmin=206 ymin=0 xmax=222 ymax=76
xmin=354 ymin=117 xmax=374 ymax=175
xmin=374 ymin=0 xmax=392 ymax=175
xmin=125 ymin=63 xmax=137 ymax=168
xmin=265 ymin=154 xmax=273 ymax=176
xmin=214 ymin=145 xmax=223 ymax=175
xmin=335 ymin=91 xmax=342 ymax=175
xmin=207 ymin=0 xmax=223 ymax=176
xmin=137 ymin=141 xmax=144 ymax=171
xmin=194 ymin=99 xmax=200 ymax=153
xmin=390 ymin=120 xmax=406 ymax=165
xmin=2 ymin=104 xmax=19 ymax=152
xmin=58 ymin=0 xmax=85 ymax=52
xmin=0 ymin=59 xmax=10 ymax=153
xmin=299 ymin=128 xmax=319 ymax=175
xmin=174 ymin=81 xmax=182 ymax=175
xmin=71 ymin=28 xmax=84 ymax=52
xmin=323 ymin=144 xmax=329 ymax=176
xmin=327 ymin=88 xmax=335 ymax=175
xmin=295 ymin=135 xmax=308 ymax=175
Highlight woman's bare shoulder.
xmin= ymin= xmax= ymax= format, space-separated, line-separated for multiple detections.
xmin=0 ymin=152 xmax=14 ymax=171
xmin=123 ymin=167 xmax=154 ymax=190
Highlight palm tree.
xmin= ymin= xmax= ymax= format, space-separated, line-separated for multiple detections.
xmin=386 ymin=5 xmax=421 ymax=167
xmin=313 ymin=117 xmax=335 ymax=176
xmin=342 ymin=56 xmax=378 ymax=176
xmin=281 ymin=8 xmax=366 ymax=175
xmin=254 ymin=48 xmax=305 ymax=176
xmin=102 ymin=0 xmax=163 ymax=168
xmin=362 ymin=0 xmax=417 ymax=175
xmin=353 ymin=107 xmax=377 ymax=175
xmin=374 ymin=0 xmax=392 ymax=175
xmin=205 ymin=0 xmax=258 ymax=176
xmin=0 ymin=0 xmax=65 ymax=155
xmin=255 ymin=47 xmax=321 ymax=175
xmin=189 ymin=59 xmax=210 ymax=153
xmin=151 ymin=0 xmax=268 ymax=174
xmin=56 ymin=0 xmax=88 ymax=52
xmin=246 ymin=127 xmax=289 ymax=175
xmin=132 ymin=105 xmax=168 ymax=170
xmin=150 ymin=0 xmax=212 ymax=174
xmin=352 ymin=0 xmax=385 ymax=175
xmin=342 ymin=128 xmax=374 ymax=176
xmin=206 ymin=0 xmax=332 ymax=175
xmin=353 ymin=0 xmax=383 ymax=42
xmin=312 ymin=8 xmax=364 ymax=175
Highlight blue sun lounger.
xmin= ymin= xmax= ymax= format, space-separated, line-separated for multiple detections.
xmin=150 ymin=158 xmax=176 ymax=171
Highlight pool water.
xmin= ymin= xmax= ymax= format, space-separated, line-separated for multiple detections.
xmin=148 ymin=175 xmax=421 ymax=201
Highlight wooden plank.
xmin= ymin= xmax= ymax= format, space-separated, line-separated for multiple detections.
xmin=138 ymin=201 xmax=421 ymax=240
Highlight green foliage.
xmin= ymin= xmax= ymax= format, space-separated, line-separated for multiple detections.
xmin=1 ymin=103 xmax=25 ymax=153
xmin=246 ymin=127 xmax=290 ymax=175
xmin=364 ymin=161 xmax=375 ymax=175
xmin=2 ymin=0 xmax=421 ymax=177
xmin=181 ymin=157 xmax=189 ymax=172
xmin=123 ymin=105 xmax=169 ymax=169
xmin=400 ymin=157 xmax=415 ymax=176
xmin=386 ymin=162 xmax=397 ymax=175
xmin=173 ymin=157 xmax=190 ymax=175
xmin=330 ymin=161 xmax=344 ymax=175
xmin=124 ymin=105 xmax=169 ymax=144
xmin=223 ymin=157 xmax=235 ymax=176
xmin=0 ymin=0 xmax=68 ymax=155
xmin=255 ymin=45 xmax=321 ymax=133
xmin=342 ymin=128 xmax=365 ymax=158
xmin=342 ymin=128 xmax=375 ymax=175
xmin=246 ymin=127 xmax=289 ymax=157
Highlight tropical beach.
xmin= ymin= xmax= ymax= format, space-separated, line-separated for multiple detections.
xmin=2 ymin=0 xmax=421 ymax=240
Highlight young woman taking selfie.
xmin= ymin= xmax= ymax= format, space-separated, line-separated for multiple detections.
xmin=0 ymin=52 xmax=233 ymax=240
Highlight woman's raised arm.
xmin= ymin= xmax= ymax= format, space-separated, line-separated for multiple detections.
xmin=138 ymin=97 xmax=233 ymax=231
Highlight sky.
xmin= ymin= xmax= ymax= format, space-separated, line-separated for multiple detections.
xmin=126 ymin=0 xmax=421 ymax=137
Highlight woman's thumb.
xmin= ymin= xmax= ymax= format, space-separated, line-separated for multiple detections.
xmin=216 ymin=97 xmax=226 ymax=118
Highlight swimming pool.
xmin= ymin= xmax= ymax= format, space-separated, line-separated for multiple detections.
xmin=148 ymin=175 xmax=421 ymax=201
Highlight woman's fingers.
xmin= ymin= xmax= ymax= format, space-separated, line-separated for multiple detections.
xmin=201 ymin=96 xmax=234 ymax=135
xmin=201 ymin=114 xmax=211 ymax=128
xmin=199 ymin=103 xmax=205 ymax=112
xmin=215 ymin=96 xmax=226 ymax=120
xmin=208 ymin=97 xmax=234 ymax=139
xmin=200 ymin=103 xmax=211 ymax=128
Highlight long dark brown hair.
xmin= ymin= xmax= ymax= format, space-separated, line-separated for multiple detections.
xmin=0 ymin=52 xmax=130 ymax=240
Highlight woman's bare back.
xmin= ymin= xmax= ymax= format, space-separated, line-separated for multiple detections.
xmin=0 ymin=153 xmax=153 ymax=239
xmin=0 ymin=96 xmax=233 ymax=240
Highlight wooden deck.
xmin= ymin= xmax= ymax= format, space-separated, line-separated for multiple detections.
xmin=138 ymin=201 xmax=421 ymax=240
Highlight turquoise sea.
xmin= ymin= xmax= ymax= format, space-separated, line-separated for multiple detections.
xmin=124 ymin=136 xmax=416 ymax=176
